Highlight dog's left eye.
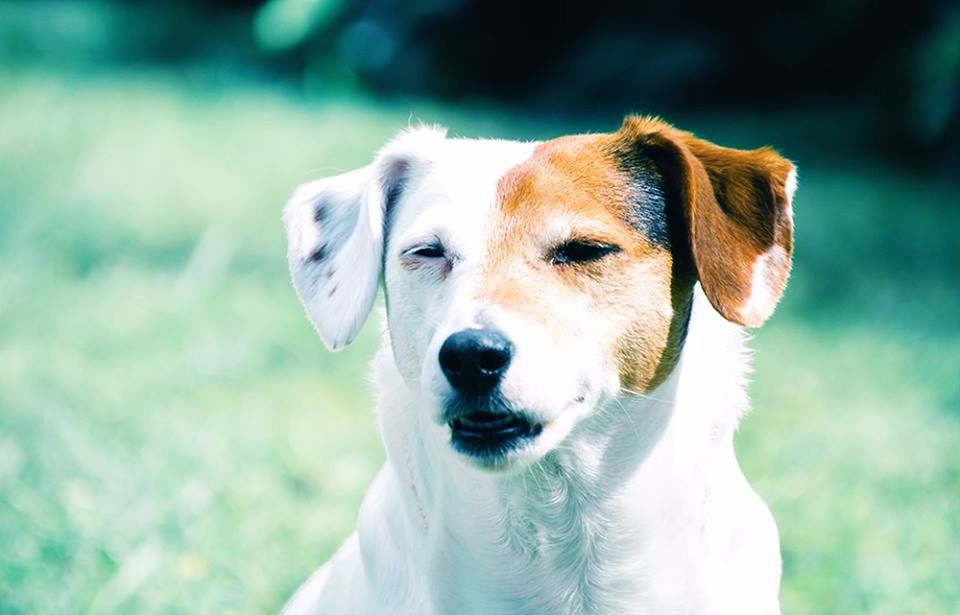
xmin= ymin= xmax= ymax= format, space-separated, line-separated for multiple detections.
xmin=551 ymin=240 xmax=621 ymax=265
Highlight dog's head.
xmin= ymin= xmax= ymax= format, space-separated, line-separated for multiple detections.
xmin=284 ymin=117 xmax=796 ymax=470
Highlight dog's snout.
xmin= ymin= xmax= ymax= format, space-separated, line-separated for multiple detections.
xmin=438 ymin=328 xmax=514 ymax=395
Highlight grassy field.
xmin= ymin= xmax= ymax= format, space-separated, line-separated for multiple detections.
xmin=1 ymin=68 xmax=958 ymax=614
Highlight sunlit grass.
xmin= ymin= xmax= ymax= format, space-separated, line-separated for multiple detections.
xmin=0 ymin=68 xmax=957 ymax=614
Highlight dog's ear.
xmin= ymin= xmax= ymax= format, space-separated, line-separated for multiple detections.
xmin=619 ymin=116 xmax=797 ymax=327
xmin=283 ymin=126 xmax=447 ymax=349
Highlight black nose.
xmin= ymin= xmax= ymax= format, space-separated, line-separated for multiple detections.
xmin=438 ymin=328 xmax=514 ymax=395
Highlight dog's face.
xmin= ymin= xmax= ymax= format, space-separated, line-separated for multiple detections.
xmin=285 ymin=117 xmax=796 ymax=471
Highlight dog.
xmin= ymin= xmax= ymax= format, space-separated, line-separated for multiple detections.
xmin=281 ymin=116 xmax=796 ymax=615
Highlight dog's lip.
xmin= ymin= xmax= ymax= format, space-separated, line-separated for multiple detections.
xmin=449 ymin=411 xmax=541 ymax=439
xmin=447 ymin=411 xmax=543 ymax=458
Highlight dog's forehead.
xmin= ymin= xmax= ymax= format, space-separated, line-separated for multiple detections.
xmin=495 ymin=133 xmax=643 ymax=232
xmin=391 ymin=137 xmax=539 ymax=240
xmin=499 ymin=134 xmax=624 ymax=200
xmin=410 ymin=137 xmax=540 ymax=204
xmin=397 ymin=132 xmax=648 ymax=242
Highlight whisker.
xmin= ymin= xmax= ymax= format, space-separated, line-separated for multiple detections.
xmin=611 ymin=396 xmax=645 ymax=444
xmin=617 ymin=386 xmax=674 ymax=404
xmin=307 ymin=166 xmax=352 ymax=175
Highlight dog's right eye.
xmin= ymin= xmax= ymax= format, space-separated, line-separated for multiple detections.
xmin=404 ymin=243 xmax=445 ymax=259
xmin=400 ymin=239 xmax=449 ymax=270
xmin=400 ymin=240 xmax=451 ymax=273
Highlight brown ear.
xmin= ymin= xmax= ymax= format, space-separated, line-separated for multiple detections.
xmin=618 ymin=116 xmax=797 ymax=327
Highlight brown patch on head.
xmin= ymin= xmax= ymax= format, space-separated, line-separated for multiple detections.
xmin=483 ymin=133 xmax=691 ymax=393
xmin=480 ymin=116 xmax=795 ymax=394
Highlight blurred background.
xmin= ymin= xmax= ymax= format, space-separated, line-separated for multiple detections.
xmin=0 ymin=0 xmax=958 ymax=613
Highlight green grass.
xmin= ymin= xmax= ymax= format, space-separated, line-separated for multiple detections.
xmin=0 ymin=67 xmax=957 ymax=614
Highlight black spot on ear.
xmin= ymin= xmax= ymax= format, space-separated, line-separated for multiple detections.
xmin=380 ymin=158 xmax=413 ymax=267
xmin=384 ymin=175 xmax=406 ymax=216
xmin=313 ymin=204 xmax=328 ymax=224
xmin=382 ymin=160 xmax=409 ymax=241
xmin=307 ymin=243 xmax=329 ymax=264
xmin=328 ymin=284 xmax=338 ymax=298
xmin=325 ymin=267 xmax=335 ymax=280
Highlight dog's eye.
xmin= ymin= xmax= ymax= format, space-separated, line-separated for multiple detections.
xmin=403 ymin=242 xmax=445 ymax=259
xmin=551 ymin=240 xmax=621 ymax=265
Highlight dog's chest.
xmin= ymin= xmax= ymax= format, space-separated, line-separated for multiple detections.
xmin=420 ymin=479 xmax=710 ymax=615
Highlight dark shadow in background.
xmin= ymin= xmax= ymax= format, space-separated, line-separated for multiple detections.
xmin=2 ymin=0 xmax=958 ymax=172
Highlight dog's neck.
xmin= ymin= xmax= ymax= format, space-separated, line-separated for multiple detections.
xmin=372 ymin=290 xmax=760 ymax=614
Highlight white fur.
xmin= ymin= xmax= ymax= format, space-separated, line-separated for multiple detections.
xmin=738 ymin=244 xmax=789 ymax=326
xmin=282 ymin=130 xmax=783 ymax=614
xmin=783 ymin=167 xmax=798 ymax=217
xmin=736 ymin=167 xmax=796 ymax=326
xmin=283 ymin=125 xmax=448 ymax=349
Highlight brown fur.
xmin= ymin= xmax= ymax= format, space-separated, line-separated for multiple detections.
xmin=487 ymin=135 xmax=682 ymax=392
xmin=484 ymin=117 xmax=794 ymax=393
xmin=618 ymin=116 xmax=795 ymax=327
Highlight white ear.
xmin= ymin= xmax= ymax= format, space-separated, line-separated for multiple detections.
xmin=283 ymin=126 xmax=446 ymax=350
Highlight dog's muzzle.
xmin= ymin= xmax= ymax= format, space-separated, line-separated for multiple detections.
xmin=438 ymin=328 xmax=541 ymax=457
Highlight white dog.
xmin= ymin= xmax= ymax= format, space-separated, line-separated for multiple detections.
xmin=281 ymin=116 xmax=797 ymax=615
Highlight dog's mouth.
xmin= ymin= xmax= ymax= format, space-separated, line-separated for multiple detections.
xmin=448 ymin=411 xmax=543 ymax=458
